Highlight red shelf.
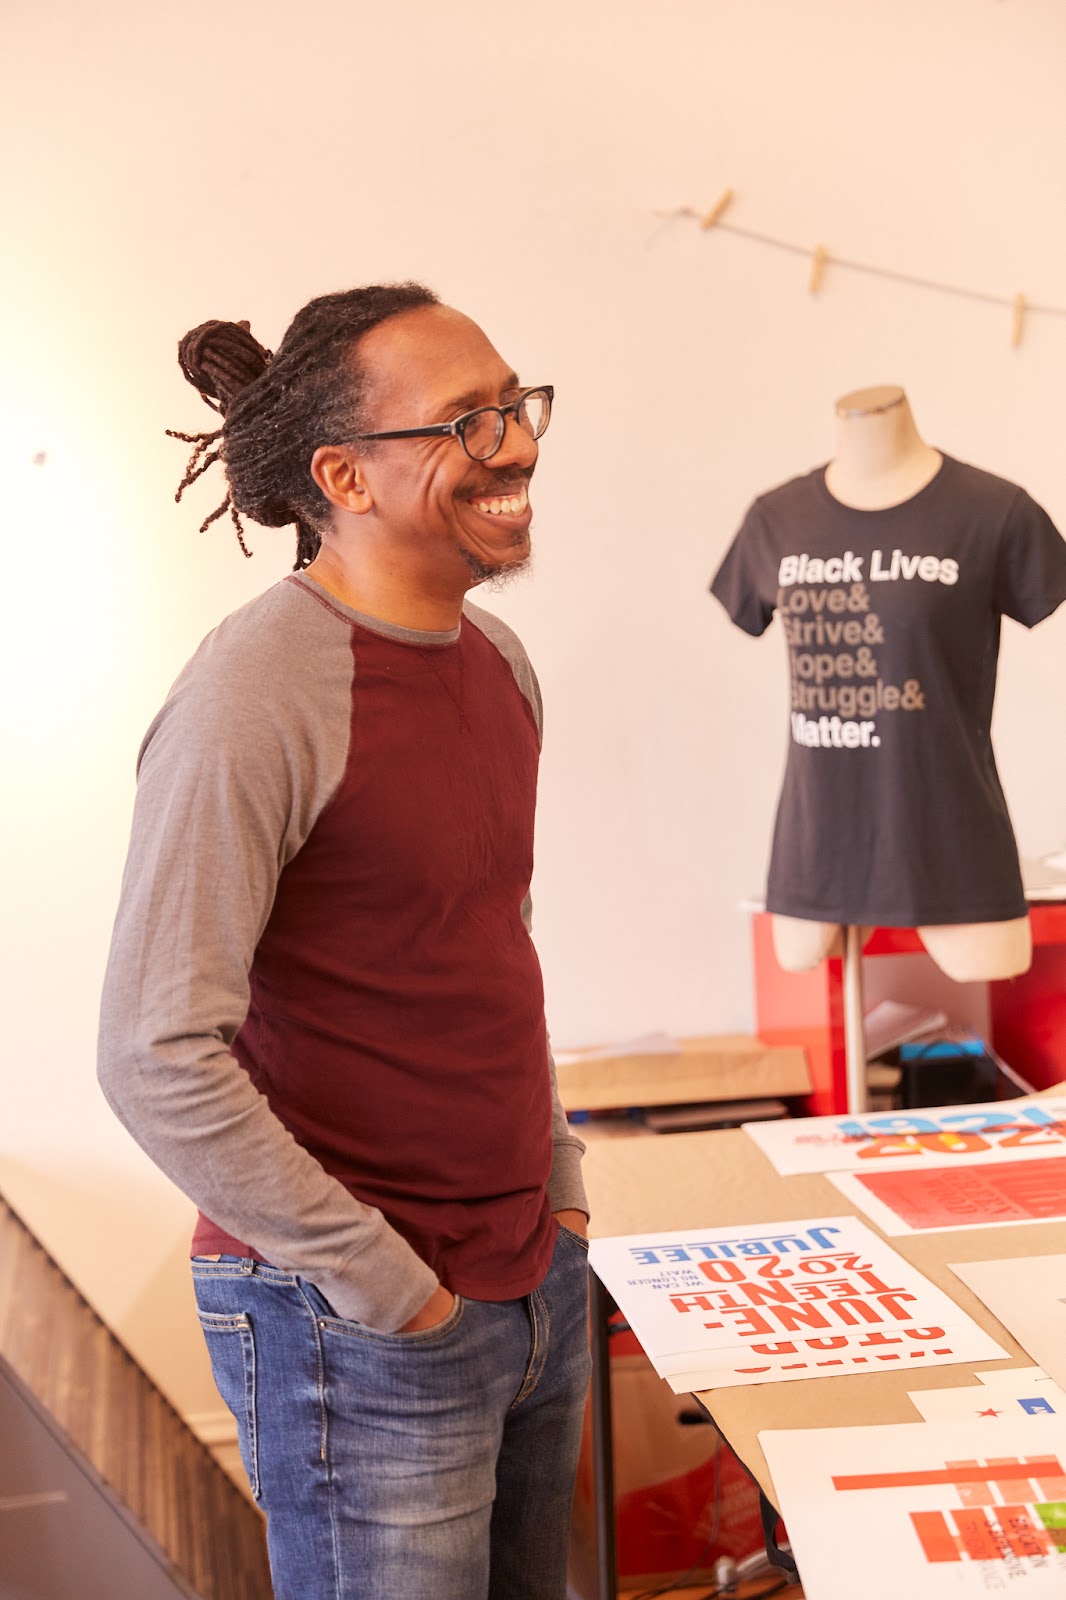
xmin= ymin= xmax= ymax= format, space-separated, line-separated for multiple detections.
xmin=751 ymin=906 xmax=1066 ymax=1115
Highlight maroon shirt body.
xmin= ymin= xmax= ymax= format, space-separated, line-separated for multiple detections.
xmin=100 ymin=576 xmax=585 ymax=1330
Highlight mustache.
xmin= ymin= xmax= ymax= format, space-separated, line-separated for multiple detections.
xmin=465 ymin=467 xmax=534 ymax=497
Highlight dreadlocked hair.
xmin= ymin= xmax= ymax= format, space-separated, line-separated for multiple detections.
xmin=168 ymin=283 xmax=441 ymax=569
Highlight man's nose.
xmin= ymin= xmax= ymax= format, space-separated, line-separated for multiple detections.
xmin=491 ymin=413 xmax=539 ymax=470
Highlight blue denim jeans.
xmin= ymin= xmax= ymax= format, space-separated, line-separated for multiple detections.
xmin=192 ymin=1224 xmax=592 ymax=1600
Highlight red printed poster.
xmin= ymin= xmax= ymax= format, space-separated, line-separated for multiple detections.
xmin=831 ymin=1157 xmax=1066 ymax=1236
xmin=744 ymin=1095 xmax=1066 ymax=1177
xmin=588 ymin=1216 xmax=1005 ymax=1393
xmin=762 ymin=1416 xmax=1066 ymax=1597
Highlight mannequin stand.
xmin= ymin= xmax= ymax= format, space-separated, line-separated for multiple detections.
xmin=752 ymin=908 xmax=1066 ymax=1117
xmin=842 ymin=924 xmax=868 ymax=1114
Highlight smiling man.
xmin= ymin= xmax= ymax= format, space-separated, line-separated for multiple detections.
xmin=98 ymin=284 xmax=591 ymax=1600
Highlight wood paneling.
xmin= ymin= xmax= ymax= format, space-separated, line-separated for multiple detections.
xmin=0 ymin=1193 xmax=272 ymax=1599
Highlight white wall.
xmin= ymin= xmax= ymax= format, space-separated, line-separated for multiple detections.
xmin=3 ymin=0 xmax=1065 ymax=1414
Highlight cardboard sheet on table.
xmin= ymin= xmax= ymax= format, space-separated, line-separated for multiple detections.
xmin=760 ymin=1415 xmax=1066 ymax=1598
xmin=744 ymin=1094 xmax=1066 ymax=1177
xmin=829 ymin=1156 xmax=1066 ymax=1235
xmin=582 ymin=1125 xmax=1066 ymax=1506
xmin=949 ymin=1256 xmax=1066 ymax=1392
xmin=553 ymin=1032 xmax=810 ymax=1112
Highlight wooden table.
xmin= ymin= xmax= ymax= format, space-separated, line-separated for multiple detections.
xmin=584 ymin=1125 xmax=1062 ymax=1598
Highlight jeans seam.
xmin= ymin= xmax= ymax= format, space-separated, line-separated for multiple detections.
xmin=241 ymin=1322 xmax=261 ymax=1500
xmin=196 ymin=1310 xmax=261 ymax=1501
xmin=295 ymin=1281 xmax=341 ymax=1600
xmin=537 ymin=1290 xmax=552 ymax=1399
xmin=511 ymin=1289 xmax=547 ymax=1410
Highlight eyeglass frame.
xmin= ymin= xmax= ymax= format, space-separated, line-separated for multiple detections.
xmin=350 ymin=384 xmax=554 ymax=462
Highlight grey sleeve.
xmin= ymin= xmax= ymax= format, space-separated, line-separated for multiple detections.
xmin=466 ymin=603 xmax=589 ymax=1219
xmin=519 ymin=894 xmax=589 ymax=1217
xmin=545 ymin=1034 xmax=590 ymax=1217
xmin=97 ymin=592 xmax=438 ymax=1331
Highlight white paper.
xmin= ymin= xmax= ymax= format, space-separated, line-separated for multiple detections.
xmin=658 ymin=1319 xmax=1008 ymax=1394
xmin=552 ymin=1030 xmax=679 ymax=1065
xmin=949 ymin=1257 xmax=1066 ymax=1392
xmin=863 ymin=1000 xmax=949 ymax=1059
xmin=588 ymin=1216 xmax=1005 ymax=1390
xmin=907 ymin=1384 xmax=1063 ymax=1422
xmin=978 ymin=1366 xmax=1056 ymax=1392
xmin=744 ymin=1095 xmax=1066 ymax=1177
xmin=654 ymin=1323 xmax=1006 ymax=1390
xmin=1022 ymin=855 xmax=1066 ymax=900
xmin=761 ymin=1416 xmax=1066 ymax=1597
xmin=828 ymin=1158 xmax=1066 ymax=1236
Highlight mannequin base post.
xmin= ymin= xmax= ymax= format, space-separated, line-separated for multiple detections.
xmin=842 ymin=924 xmax=868 ymax=1114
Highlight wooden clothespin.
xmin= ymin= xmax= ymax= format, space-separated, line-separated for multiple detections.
xmin=699 ymin=188 xmax=734 ymax=230
xmin=1010 ymin=292 xmax=1027 ymax=349
xmin=808 ymin=245 xmax=828 ymax=294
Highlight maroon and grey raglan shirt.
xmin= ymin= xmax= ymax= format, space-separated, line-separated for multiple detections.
xmin=98 ymin=573 xmax=587 ymax=1333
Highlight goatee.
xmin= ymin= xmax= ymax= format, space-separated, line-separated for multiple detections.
xmin=460 ymin=547 xmax=532 ymax=590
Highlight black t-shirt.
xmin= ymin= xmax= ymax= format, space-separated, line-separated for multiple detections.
xmin=710 ymin=453 xmax=1066 ymax=926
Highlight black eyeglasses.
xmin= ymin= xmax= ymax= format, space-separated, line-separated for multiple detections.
xmin=353 ymin=385 xmax=553 ymax=462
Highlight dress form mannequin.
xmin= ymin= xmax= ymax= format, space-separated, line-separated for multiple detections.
xmin=772 ymin=385 xmax=1033 ymax=984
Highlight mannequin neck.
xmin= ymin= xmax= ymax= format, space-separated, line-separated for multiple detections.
xmin=824 ymin=385 xmax=942 ymax=510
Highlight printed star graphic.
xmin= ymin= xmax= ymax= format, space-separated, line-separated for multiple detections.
xmin=977 ymin=1406 xmax=1002 ymax=1417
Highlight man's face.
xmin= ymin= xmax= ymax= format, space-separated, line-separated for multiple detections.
xmin=352 ymin=304 xmax=539 ymax=584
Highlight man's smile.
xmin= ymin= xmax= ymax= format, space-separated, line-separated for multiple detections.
xmin=468 ymin=483 xmax=530 ymax=520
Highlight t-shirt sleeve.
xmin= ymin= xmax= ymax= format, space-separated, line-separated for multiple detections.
xmin=517 ymin=891 xmax=588 ymax=1217
xmin=709 ymin=502 xmax=777 ymax=636
xmin=97 ymin=607 xmax=440 ymax=1333
xmin=993 ymin=489 xmax=1066 ymax=627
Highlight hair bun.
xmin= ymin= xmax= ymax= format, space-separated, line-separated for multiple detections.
xmin=177 ymin=319 xmax=273 ymax=414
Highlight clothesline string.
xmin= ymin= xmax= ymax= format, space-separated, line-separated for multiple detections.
xmin=657 ymin=207 xmax=1066 ymax=320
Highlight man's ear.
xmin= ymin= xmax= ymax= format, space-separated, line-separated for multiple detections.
xmin=310 ymin=446 xmax=375 ymax=516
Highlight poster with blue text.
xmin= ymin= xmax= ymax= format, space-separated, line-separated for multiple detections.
xmin=588 ymin=1216 xmax=1005 ymax=1393
xmin=744 ymin=1096 xmax=1066 ymax=1178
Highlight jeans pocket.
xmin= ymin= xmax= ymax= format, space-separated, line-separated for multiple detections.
xmin=556 ymin=1222 xmax=590 ymax=1253
xmin=304 ymin=1280 xmax=466 ymax=1345
xmin=196 ymin=1310 xmax=261 ymax=1500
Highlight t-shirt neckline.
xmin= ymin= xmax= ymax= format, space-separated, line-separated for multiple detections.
xmin=814 ymin=451 xmax=954 ymax=516
xmin=288 ymin=572 xmax=463 ymax=648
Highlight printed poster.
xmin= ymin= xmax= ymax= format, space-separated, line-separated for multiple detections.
xmin=761 ymin=1416 xmax=1066 ymax=1597
xmin=743 ymin=1096 xmax=1066 ymax=1178
xmin=908 ymin=1381 xmax=1064 ymax=1423
xmin=588 ymin=1216 xmax=1005 ymax=1393
xmin=950 ymin=1258 xmax=1066 ymax=1393
xmin=830 ymin=1159 xmax=1066 ymax=1236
